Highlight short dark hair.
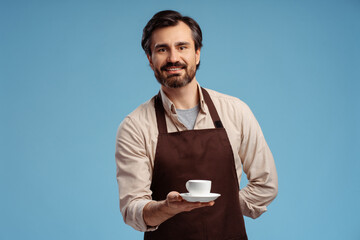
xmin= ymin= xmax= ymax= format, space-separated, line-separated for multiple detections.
xmin=141 ymin=10 xmax=203 ymax=68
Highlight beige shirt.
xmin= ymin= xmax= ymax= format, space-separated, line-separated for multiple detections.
xmin=115 ymin=84 xmax=278 ymax=232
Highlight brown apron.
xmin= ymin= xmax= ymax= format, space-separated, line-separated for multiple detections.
xmin=144 ymin=88 xmax=247 ymax=240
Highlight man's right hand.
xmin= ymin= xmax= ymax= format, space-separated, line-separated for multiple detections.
xmin=143 ymin=191 xmax=215 ymax=227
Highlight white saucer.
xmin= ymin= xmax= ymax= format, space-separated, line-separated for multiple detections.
xmin=180 ymin=193 xmax=221 ymax=202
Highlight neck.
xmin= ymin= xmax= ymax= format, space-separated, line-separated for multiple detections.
xmin=161 ymin=78 xmax=199 ymax=110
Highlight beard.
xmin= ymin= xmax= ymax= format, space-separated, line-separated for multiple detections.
xmin=154 ymin=61 xmax=196 ymax=88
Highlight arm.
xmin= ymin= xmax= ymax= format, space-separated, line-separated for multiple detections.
xmin=115 ymin=116 xmax=154 ymax=231
xmin=238 ymin=103 xmax=278 ymax=219
xmin=116 ymin=117 xmax=214 ymax=231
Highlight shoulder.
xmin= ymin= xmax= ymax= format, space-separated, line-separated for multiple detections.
xmin=117 ymin=97 xmax=157 ymax=136
xmin=127 ymin=97 xmax=156 ymax=122
xmin=203 ymin=87 xmax=263 ymax=139
xmin=204 ymin=88 xmax=252 ymax=115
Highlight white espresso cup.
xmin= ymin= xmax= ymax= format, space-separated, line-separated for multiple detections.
xmin=185 ymin=180 xmax=211 ymax=195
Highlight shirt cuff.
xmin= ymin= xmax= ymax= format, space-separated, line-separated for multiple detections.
xmin=125 ymin=199 xmax=159 ymax=232
xmin=239 ymin=194 xmax=267 ymax=219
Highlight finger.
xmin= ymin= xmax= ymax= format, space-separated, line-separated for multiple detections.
xmin=184 ymin=200 xmax=215 ymax=210
xmin=198 ymin=200 xmax=215 ymax=207
xmin=183 ymin=200 xmax=215 ymax=206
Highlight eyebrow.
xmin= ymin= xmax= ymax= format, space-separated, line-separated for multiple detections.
xmin=154 ymin=41 xmax=191 ymax=49
xmin=175 ymin=41 xmax=191 ymax=46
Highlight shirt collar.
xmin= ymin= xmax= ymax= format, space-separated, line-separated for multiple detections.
xmin=159 ymin=82 xmax=207 ymax=115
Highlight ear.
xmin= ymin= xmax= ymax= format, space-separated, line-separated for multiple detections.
xmin=147 ymin=54 xmax=154 ymax=70
xmin=195 ymin=48 xmax=201 ymax=65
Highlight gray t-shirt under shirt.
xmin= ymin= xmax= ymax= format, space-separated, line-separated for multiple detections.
xmin=176 ymin=105 xmax=200 ymax=130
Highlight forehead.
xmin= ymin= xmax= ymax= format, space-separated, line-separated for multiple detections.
xmin=151 ymin=21 xmax=194 ymax=48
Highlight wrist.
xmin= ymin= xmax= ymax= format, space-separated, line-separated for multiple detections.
xmin=143 ymin=200 xmax=176 ymax=227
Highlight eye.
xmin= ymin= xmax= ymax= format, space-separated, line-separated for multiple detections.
xmin=179 ymin=46 xmax=187 ymax=50
xmin=157 ymin=48 xmax=166 ymax=53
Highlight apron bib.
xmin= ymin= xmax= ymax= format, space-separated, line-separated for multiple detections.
xmin=144 ymin=88 xmax=247 ymax=240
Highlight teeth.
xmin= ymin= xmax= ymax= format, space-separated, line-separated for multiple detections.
xmin=168 ymin=68 xmax=181 ymax=71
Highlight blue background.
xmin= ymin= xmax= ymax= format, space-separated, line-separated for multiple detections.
xmin=1 ymin=0 xmax=359 ymax=239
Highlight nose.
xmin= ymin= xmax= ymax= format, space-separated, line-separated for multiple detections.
xmin=167 ymin=48 xmax=179 ymax=63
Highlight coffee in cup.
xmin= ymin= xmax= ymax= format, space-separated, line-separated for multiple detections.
xmin=185 ymin=180 xmax=211 ymax=195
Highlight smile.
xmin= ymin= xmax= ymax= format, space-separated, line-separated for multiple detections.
xmin=167 ymin=68 xmax=182 ymax=71
xmin=165 ymin=67 xmax=184 ymax=73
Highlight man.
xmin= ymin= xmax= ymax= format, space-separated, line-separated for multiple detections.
xmin=115 ymin=10 xmax=278 ymax=240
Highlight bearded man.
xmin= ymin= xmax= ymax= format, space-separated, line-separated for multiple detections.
xmin=115 ymin=10 xmax=278 ymax=240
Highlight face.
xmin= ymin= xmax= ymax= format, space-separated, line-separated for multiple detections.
xmin=147 ymin=21 xmax=201 ymax=89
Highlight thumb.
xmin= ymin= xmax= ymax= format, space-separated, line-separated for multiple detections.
xmin=167 ymin=191 xmax=182 ymax=202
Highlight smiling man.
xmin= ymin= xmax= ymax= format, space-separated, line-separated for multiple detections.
xmin=149 ymin=21 xmax=199 ymax=90
xmin=115 ymin=10 xmax=278 ymax=240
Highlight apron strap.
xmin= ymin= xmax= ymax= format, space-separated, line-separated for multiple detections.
xmin=201 ymin=87 xmax=224 ymax=129
xmin=155 ymin=92 xmax=168 ymax=134
xmin=154 ymin=88 xmax=224 ymax=134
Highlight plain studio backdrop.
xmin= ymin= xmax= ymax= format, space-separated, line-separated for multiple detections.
xmin=1 ymin=0 xmax=359 ymax=239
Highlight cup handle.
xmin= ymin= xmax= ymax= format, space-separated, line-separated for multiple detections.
xmin=185 ymin=181 xmax=190 ymax=192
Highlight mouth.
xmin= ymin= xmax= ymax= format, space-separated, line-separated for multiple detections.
xmin=165 ymin=67 xmax=184 ymax=74
xmin=161 ymin=63 xmax=186 ymax=74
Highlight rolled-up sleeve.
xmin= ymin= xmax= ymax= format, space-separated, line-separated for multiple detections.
xmin=238 ymin=103 xmax=278 ymax=219
xmin=115 ymin=117 xmax=156 ymax=232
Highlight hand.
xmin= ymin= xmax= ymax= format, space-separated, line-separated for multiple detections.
xmin=143 ymin=191 xmax=215 ymax=227
xmin=165 ymin=191 xmax=215 ymax=214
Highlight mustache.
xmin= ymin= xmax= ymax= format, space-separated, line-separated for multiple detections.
xmin=160 ymin=62 xmax=187 ymax=71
